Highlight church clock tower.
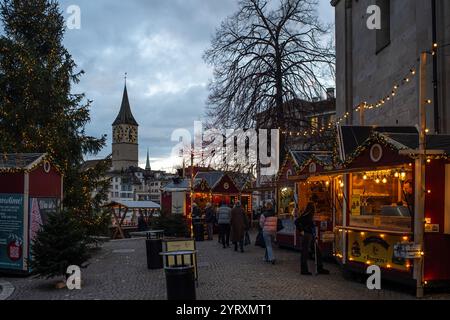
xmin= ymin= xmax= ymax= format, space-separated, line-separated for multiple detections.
xmin=112 ymin=84 xmax=139 ymax=170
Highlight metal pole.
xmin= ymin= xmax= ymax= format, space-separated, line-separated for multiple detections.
xmin=414 ymin=52 xmax=427 ymax=299
xmin=190 ymin=150 xmax=195 ymax=238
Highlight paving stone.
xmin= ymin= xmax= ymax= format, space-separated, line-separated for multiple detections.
xmin=1 ymin=233 xmax=449 ymax=300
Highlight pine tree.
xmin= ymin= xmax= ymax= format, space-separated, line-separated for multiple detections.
xmin=29 ymin=209 xmax=91 ymax=279
xmin=0 ymin=0 xmax=111 ymax=233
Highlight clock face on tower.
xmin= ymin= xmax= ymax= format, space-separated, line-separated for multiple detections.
xmin=113 ymin=125 xmax=138 ymax=144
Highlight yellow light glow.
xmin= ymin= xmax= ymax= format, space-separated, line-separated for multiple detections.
xmin=360 ymin=232 xmax=365 ymax=236
xmin=382 ymin=178 xmax=387 ymax=184
xmin=366 ymin=260 xmax=371 ymax=265
xmin=375 ymin=178 xmax=380 ymax=184
xmin=402 ymin=236 xmax=409 ymax=241
xmin=380 ymin=234 xmax=386 ymax=239
xmin=386 ymin=264 xmax=392 ymax=269
xmin=363 ymin=174 xmax=368 ymax=180
xmin=394 ymin=172 xmax=399 ymax=178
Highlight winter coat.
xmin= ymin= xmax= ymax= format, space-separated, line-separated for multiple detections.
xmin=137 ymin=216 xmax=148 ymax=231
xmin=205 ymin=207 xmax=216 ymax=224
xmin=231 ymin=207 xmax=249 ymax=242
xmin=217 ymin=206 xmax=231 ymax=224
xmin=259 ymin=208 xmax=277 ymax=235
xmin=297 ymin=203 xmax=315 ymax=234
xmin=192 ymin=206 xmax=202 ymax=218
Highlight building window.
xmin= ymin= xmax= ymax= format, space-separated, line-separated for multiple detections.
xmin=376 ymin=0 xmax=390 ymax=53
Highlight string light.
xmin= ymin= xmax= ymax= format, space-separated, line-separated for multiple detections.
xmin=352 ymin=66 xmax=416 ymax=114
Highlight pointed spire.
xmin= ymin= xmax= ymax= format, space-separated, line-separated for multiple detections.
xmin=145 ymin=148 xmax=151 ymax=171
xmin=112 ymin=75 xmax=138 ymax=126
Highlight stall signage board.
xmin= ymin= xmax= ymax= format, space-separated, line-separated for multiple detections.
xmin=351 ymin=195 xmax=361 ymax=216
xmin=348 ymin=232 xmax=409 ymax=271
xmin=425 ymin=224 xmax=439 ymax=233
xmin=0 ymin=194 xmax=26 ymax=271
xmin=393 ymin=243 xmax=422 ymax=259
xmin=163 ymin=238 xmax=197 ymax=280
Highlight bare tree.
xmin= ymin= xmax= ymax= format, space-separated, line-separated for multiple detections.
xmin=204 ymin=0 xmax=335 ymax=132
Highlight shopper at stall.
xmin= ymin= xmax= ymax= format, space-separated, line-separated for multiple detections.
xmin=231 ymin=201 xmax=249 ymax=253
xmin=192 ymin=203 xmax=201 ymax=218
xmin=259 ymin=200 xmax=278 ymax=264
xmin=137 ymin=212 xmax=148 ymax=231
xmin=296 ymin=200 xmax=330 ymax=275
xmin=217 ymin=202 xmax=231 ymax=248
xmin=205 ymin=203 xmax=216 ymax=241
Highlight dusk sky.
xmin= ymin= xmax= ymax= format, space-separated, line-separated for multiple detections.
xmin=59 ymin=0 xmax=335 ymax=172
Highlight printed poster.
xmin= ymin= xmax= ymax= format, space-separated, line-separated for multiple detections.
xmin=348 ymin=232 xmax=408 ymax=271
xmin=0 ymin=194 xmax=25 ymax=271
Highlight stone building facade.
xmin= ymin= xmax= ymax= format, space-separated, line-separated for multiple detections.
xmin=332 ymin=0 xmax=450 ymax=133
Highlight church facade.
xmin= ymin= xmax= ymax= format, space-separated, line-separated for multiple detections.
xmin=84 ymin=83 xmax=175 ymax=204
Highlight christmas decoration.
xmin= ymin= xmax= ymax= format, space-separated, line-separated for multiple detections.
xmin=0 ymin=0 xmax=111 ymax=238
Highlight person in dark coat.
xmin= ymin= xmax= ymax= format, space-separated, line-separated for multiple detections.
xmin=230 ymin=201 xmax=249 ymax=253
xmin=137 ymin=212 xmax=148 ymax=231
xmin=205 ymin=203 xmax=216 ymax=241
xmin=296 ymin=201 xmax=329 ymax=275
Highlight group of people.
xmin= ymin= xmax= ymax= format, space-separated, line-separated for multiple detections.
xmin=193 ymin=197 xmax=330 ymax=275
xmin=193 ymin=201 xmax=250 ymax=252
xmin=257 ymin=198 xmax=329 ymax=275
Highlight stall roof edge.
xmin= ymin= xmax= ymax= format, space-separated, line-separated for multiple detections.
xmin=0 ymin=153 xmax=47 ymax=170
xmin=339 ymin=126 xmax=419 ymax=160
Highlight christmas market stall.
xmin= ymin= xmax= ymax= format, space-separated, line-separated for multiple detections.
xmin=106 ymin=200 xmax=160 ymax=239
xmin=334 ymin=125 xmax=450 ymax=288
xmin=276 ymin=151 xmax=339 ymax=258
xmin=275 ymin=150 xmax=300 ymax=218
xmin=0 ymin=154 xmax=63 ymax=274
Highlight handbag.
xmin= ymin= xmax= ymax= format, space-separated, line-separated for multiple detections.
xmin=255 ymin=230 xmax=266 ymax=248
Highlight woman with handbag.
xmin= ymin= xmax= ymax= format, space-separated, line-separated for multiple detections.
xmin=259 ymin=200 xmax=278 ymax=264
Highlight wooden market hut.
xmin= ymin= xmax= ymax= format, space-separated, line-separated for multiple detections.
xmin=106 ymin=200 xmax=160 ymax=239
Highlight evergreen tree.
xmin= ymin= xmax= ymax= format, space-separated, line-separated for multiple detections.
xmin=29 ymin=209 xmax=91 ymax=279
xmin=0 ymin=0 xmax=111 ymax=233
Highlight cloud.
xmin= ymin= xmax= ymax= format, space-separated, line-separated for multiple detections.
xmin=55 ymin=0 xmax=334 ymax=170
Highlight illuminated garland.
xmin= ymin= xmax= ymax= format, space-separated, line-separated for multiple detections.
xmin=341 ymin=132 xmax=409 ymax=166
xmin=353 ymin=68 xmax=417 ymax=114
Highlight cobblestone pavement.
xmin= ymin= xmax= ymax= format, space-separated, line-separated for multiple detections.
xmin=2 ymin=234 xmax=450 ymax=300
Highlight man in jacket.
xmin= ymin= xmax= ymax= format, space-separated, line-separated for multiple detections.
xmin=217 ymin=202 xmax=231 ymax=248
xmin=259 ymin=200 xmax=278 ymax=264
xmin=231 ymin=201 xmax=249 ymax=253
xmin=296 ymin=201 xmax=330 ymax=275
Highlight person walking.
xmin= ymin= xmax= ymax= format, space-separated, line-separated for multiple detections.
xmin=259 ymin=200 xmax=278 ymax=264
xmin=205 ymin=203 xmax=216 ymax=241
xmin=217 ymin=202 xmax=231 ymax=248
xmin=295 ymin=200 xmax=330 ymax=275
xmin=230 ymin=201 xmax=249 ymax=253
